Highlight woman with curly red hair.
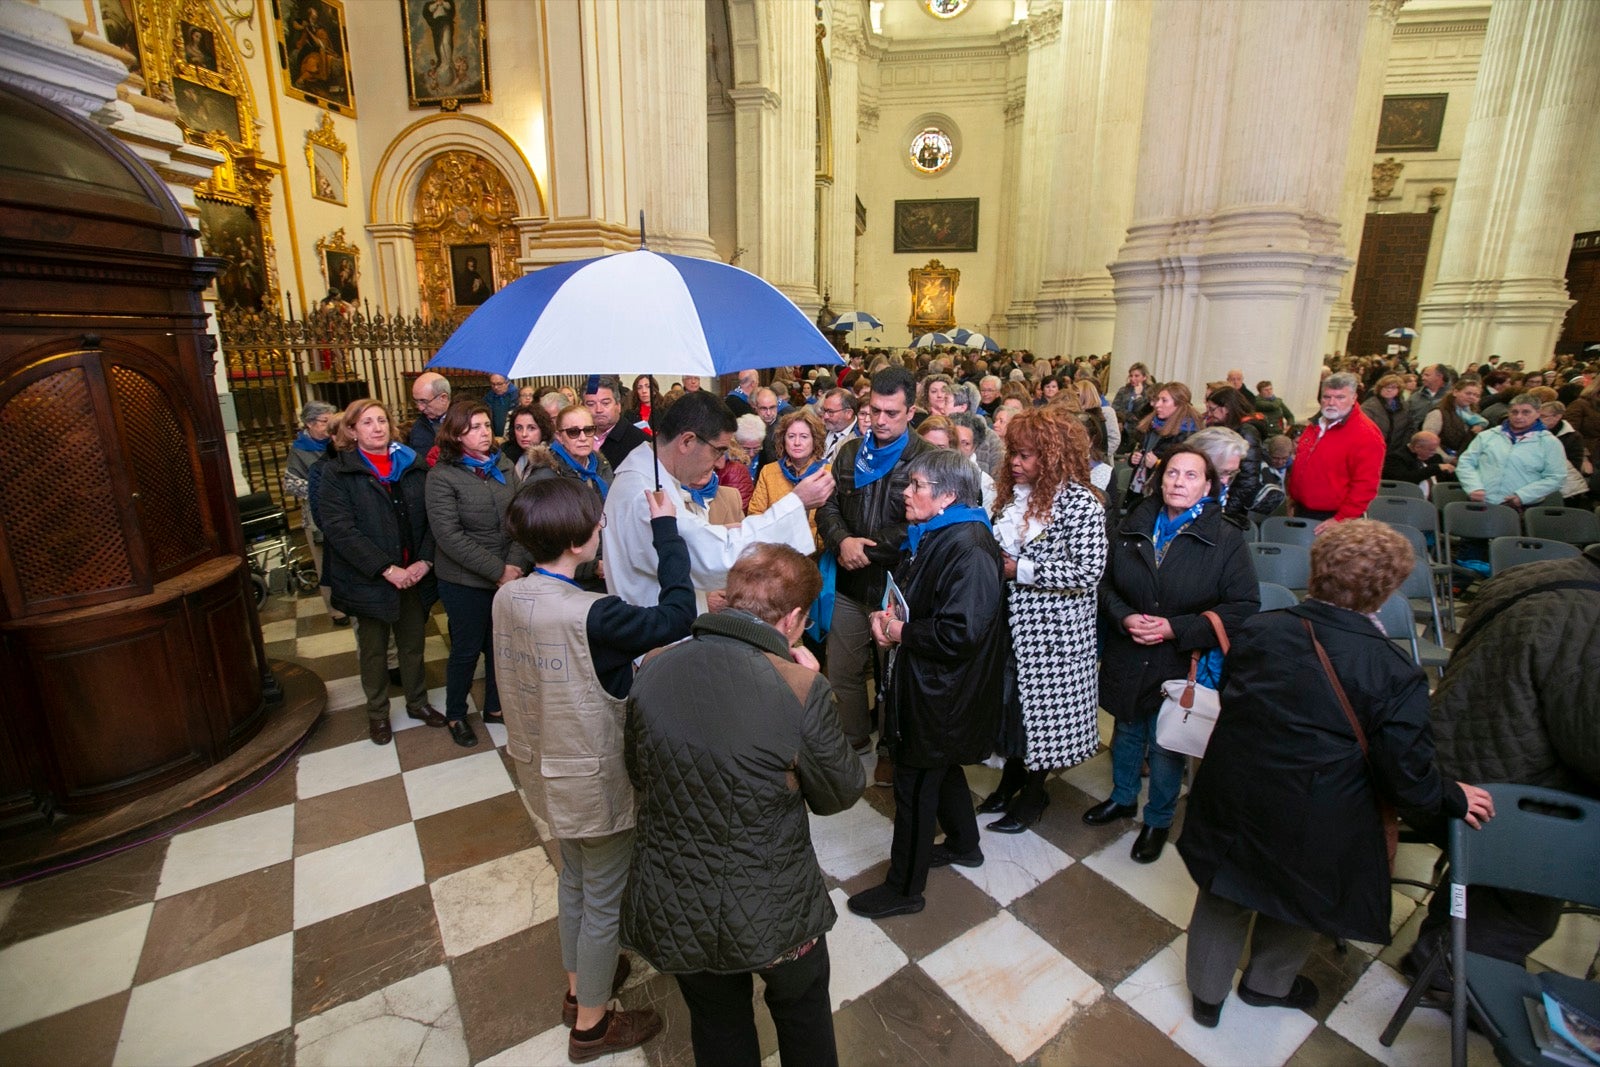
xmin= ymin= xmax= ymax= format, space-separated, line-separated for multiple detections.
xmin=976 ymin=408 xmax=1109 ymax=835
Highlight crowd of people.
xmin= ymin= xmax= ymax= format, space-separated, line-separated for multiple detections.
xmin=283 ymin=344 xmax=1599 ymax=1064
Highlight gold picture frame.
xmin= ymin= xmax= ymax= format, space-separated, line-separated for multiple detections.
xmin=400 ymin=0 xmax=492 ymax=110
xmin=907 ymin=259 xmax=959 ymax=335
xmin=273 ymin=0 xmax=357 ymax=116
xmin=315 ymin=228 xmax=361 ymax=308
xmin=305 ymin=113 xmax=348 ymax=204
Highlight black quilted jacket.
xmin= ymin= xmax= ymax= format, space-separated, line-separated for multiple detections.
xmin=621 ymin=611 xmax=865 ymax=974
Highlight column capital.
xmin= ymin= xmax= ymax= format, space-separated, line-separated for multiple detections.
xmin=727 ymin=86 xmax=780 ymax=111
xmin=857 ymin=102 xmax=880 ymax=131
xmin=1369 ymin=0 xmax=1406 ymax=25
xmin=1027 ymin=3 xmax=1063 ymax=48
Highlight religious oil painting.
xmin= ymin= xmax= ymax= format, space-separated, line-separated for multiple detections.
xmin=894 ymin=198 xmax=979 ymax=254
xmin=179 ymin=20 xmax=219 ymax=72
xmin=100 ymin=0 xmax=142 ymax=74
xmin=1376 ymin=94 xmax=1447 ymax=152
xmin=401 ymin=0 xmax=492 ymax=108
xmin=450 ymin=244 xmax=495 ymax=307
xmin=198 ymin=200 xmax=269 ymax=312
xmin=174 ymin=78 xmax=243 ymax=143
xmin=274 ymin=0 xmax=357 ymax=115
xmin=323 ymin=250 xmax=359 ymax=305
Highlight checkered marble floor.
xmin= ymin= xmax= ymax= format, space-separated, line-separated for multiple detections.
xmin=2 ymin=592 xmax=1595 ymax=1066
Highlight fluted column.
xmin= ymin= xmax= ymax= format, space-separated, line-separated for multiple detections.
xmin=1003 ymin=0 xmax=1065 ymax=349
xmin=822 ymin=12 xmax=864 ymax=311
xmin=1327 ymin=0 xmax=1406 ymax=353
xmin=626 ymin=0 xmax=717 ymax=258
xmin=1109 ymin=0 xmax=1366 ymax=418
xmin=1035 ymin=0 xmax=1152 ymax=357
xmin=1413 ymin=0 xmax=1600 ymax=369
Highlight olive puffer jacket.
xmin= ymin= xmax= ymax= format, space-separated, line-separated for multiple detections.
xmin=424 ymin=455 xmax=530 ymax=589
xmin=621 ymin=611 xmax=864 ymax=974
xmin=1429 ymin=546 xmax=1600 ymax=798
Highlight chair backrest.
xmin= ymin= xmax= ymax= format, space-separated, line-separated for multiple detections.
xmin=1257 ymin=581 xmax=1298 ymax=611
xmin=1443 ymin=501 xmax=1521 ymax=542
xmin=1487 ymin=535 xmax=1582 ymax=575
xmin=1387 ymin=523 xmax=1432 ymax=562
xmin=1398 ymin=555 xmax=1436 ymax=600
xmin=1248 ymin=542 xmax=1311 ymax=590
xmin=1376 ymin=592 xmax=1420 ymax=662
xmin=1450 ymin=784 xmax=1600 ymax=909
xmin=1433 ymin=483 xmax=1470 ymax=513
xmin=1259 ymin=516 xmax=1320 ymax=549
xmin=1113 ymin=463 xmax=1134 ymax=497
xmin=1367 ymin=495 xmax=1440 ymax=537
xmin=1378 ymin=480 xmax=1425 ymax=500
xmin=1523 ymin=505 xmax=1600 ymax=546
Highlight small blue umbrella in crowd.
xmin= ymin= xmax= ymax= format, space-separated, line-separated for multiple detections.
xmin=911 ymin=332 xmax=954 ymax=349
xmin=961 ymin=333 xmax=1001 ymax=352
xmin=829 ymin=311 xmax=883 ymax=332
xmin=948 ymin=327 xmax=975 ymax=344
xmin=1385 ymin=327 xmax=1419 ymax=339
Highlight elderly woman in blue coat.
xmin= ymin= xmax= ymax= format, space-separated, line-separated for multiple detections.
xmin=1456 ymin=392 xmax=1568 ymax=509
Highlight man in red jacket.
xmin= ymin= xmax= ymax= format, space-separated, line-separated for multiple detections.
xmin=1287 ymin=372 xmax=1385 ymax=533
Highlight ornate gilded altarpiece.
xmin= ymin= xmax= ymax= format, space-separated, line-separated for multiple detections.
xmin=908 ymin=259 xmax=959 ymax=335
xmin=131 ymin=0 xmax=283 ymax=317
xmin=412 ymin=151 xmax=519 ymax=324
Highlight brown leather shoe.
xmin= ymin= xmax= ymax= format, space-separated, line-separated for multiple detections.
xmin=369 ymin=719 xmax=393 ymax=745
xmin=406 ymin=703 xmax=446 ymax=727
xmin=873 ymin=752 xmax=894 ymax=787
xmin=562 ymin=955 xmax=633 ymax=1027
xmin=567 ymin=1008 xmax=662 ymax=1063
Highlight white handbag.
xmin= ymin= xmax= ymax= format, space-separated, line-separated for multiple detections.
xmin=1154 ymin=611 xmax=1230 ymax=759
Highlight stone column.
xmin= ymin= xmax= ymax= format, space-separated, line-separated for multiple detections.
xmin=625 ymin=0 xmax=717 ymax=259
xmin=1035 ymin=0 xmax=1152 ymax=358
xmin=1327 ymin=0 xmax=1406 ymax=353
xmin=1003 ymin=0 xmax=1065 ymax=350
xmin=1109 ymin=0 xmax=1366 ymax=418
xmin=822 ymin=11 xmax=864 ymax=310
xmin=1413 ymin=0 xmax=1600 ymax=369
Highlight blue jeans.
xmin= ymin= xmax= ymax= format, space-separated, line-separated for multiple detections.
xmin=436 ymin=579 xmax=498 ymax=722
xmin=1109 ymin=715 xmax=1185 ymax=829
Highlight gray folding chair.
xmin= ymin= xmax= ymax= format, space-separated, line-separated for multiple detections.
xmin=1257 ymin=581 xmax=1298 ymax=611
xmin=1378 ymin=480 xmax=1425 ymax=500
xmin=1523 ymin=505 xmax=1600 ymax=546
xmin=1259 ymin=516 xmax=1320 ymax=550
xmin=1488 ymin=536 xmax=1582 ymax=575
xmin=1442 ymin=502 xmax=1521 ymax=567
xmin=1368 ymin=495 xmax=1454 ymax=626
xmin=1376 ymin=592 xmax=1422 ymax=666
xmin=1248 ymin=542 xmax=1310 ymax=592
xmin=1398 ymin=560 xmax=1450 ymax=673
xmin=1433 ymin=482 xmax=1470 ymax=515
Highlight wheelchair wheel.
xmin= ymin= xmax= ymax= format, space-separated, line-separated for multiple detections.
xmin=290 ymin=561 xmax=321 ymax=596
xmin=249 ymin=572 xmax=269 ymax=609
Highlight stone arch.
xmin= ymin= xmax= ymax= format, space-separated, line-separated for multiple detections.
xmin=365 ymin=115 xmax=543 ymax=312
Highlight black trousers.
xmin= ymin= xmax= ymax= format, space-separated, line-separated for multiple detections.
xmin=674 ymin=936 xmax=837 ymax=1067
xmin=887 ymin=763 xmax=979 ymax=897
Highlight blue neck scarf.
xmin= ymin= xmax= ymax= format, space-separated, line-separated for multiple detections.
xmin=551 ymin=440 xmax=608 ymax=498
xmin=358 ymin=442 xmax=416 ymax=484
xmin=1501 ymin=419 xmax=1542 ymax=443
xmin=780 ymin=457 xmax=824 ymax=485
xmin=459 ymin=450 xmax=505 ymax=484
xmin=855 ymin=429 xmax=909 ymax=487
xmin=1152 ymin=499 xmax=1208 ymax=563
xmin=293 ymin=430 xmax=327 ymax=453
xmin=684 ymin=472 xmax=720 ymax=510
xmin=1458 ymin=406 xmax=1488 ymax=428
xmin=905 ymin=504 xmax=992 ymax=556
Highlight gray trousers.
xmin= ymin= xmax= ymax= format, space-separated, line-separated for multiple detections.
xmin=557 ymin=830 xmax=634 ymax=1007
xmin=353 ymin=589 xmax=428 ymax=720
xmin=1185 ymin=887 xmax=1319 ymax=1005
xmin=825 ymin=593 xmax=874 ymax=749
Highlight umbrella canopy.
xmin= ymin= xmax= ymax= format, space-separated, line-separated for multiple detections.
xmin=949 ymin=327 xmax=975 ymax=344
xmin=829 ymin=311 xmax=882 ymax=331
xmin=911 ymin=332 xmax=953 ymax=348
xmin=961 ymin=333 xmax=1000 ymax=352
xmin=1384 ymin=327 xmax=1418 ymax=339
xmin=427 ymin=249 xmax=843 ymax=378
xmin=1585 ymin=343 xmax=1600 ymax=353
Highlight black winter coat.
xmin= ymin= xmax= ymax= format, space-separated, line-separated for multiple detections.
xmin=1098 ymin=497 xmax=1257 ymax=724
xmin=1179 ymin=601 xmax=1468 ymax=942
xmin=884 ymin=522 xmax=1006 ymax=768
xmin=1223 ymin=419 xmax=1265 ymax=525
xmin=815 ymin=434 xmax=937 ymax=607
xmin=318 ymin=448 xmax=437 ymax=622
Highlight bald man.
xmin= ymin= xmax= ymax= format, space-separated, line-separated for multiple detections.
xmin=1382 ymin=430 xmax=1454 ymax=485
xmin=409 ymin=371 xmax=452 ymax=454
xmin=1225 ymin=369 xmax=1255 ymax=402
xmin=725 ymin=369 xmax=759 ymax=418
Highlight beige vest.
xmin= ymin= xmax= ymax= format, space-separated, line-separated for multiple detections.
xmin=493 ymin=573 xmax=632 ymax=839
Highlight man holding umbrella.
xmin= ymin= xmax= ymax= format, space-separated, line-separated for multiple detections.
xmin=603 ymin=391 xmax=832 ymax=610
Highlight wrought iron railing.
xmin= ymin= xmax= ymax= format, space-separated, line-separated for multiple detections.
xmin=215 ymin=304 xmax=583 ymax=515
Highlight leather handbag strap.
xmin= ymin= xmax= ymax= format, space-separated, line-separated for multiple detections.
xmin=1302 ymin=617 xmax=1365 ymax=754
xmin=1180 ymin=610 xmax=1230 ymax=708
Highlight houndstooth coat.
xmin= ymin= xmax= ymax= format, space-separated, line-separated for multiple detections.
xmin=1002 ymin=482 xmax=1108 ymax=770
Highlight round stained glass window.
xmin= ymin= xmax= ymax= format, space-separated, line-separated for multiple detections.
xmin=909 ymin=128 xmax=953 ymax=174
xmin=925 ymin=0 xmax=970 ymax=18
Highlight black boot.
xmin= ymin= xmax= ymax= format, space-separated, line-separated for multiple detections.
xmin=987 ymin=769 xmax=1050 ymax=833
xmin=976 ymin=757 xmax=1027 ymax=814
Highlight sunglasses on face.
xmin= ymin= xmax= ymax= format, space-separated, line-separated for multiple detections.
xmin=561 ymin=426 xmax=598 ymax=438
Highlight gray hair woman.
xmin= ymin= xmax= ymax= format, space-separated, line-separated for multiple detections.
xmin=950 ymin=410 xmax=1005 ymax=478
xmin=286 ymin=400 xmax=343 ymax=623
xmin=1186 ymin=426 xmax=1254 ymax=517
xmin=848 ymin=447 xmax=1005 ymax=919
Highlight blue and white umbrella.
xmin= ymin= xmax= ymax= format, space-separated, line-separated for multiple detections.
xmin=911 ymin=332 xmax=954 ymax=348
xmin=949 ymin=327 xmax=975 ymax=344
xmin=829 ymin=311 xmax=883 ymax=331
xmin=428 ymin=249 xmax=843 ymax=379
xmin=960 ymin=333 xmax=1001 ymax=352
xmin=1384 ymin=327 xmax=1418 ymax=339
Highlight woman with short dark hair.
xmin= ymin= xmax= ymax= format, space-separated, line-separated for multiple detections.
xmin=1178 ymin=520 xmax=1494 ymax=1027
xmin=426 ymin=400 xmax=528 ymax=748
xmin=503 ymin=402 xmax=555 ymax=479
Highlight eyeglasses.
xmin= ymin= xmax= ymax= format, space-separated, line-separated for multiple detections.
xmin=908 ymin=478 xmax=939 ymax=492
xmin=560 ymin=425 xmax=598 ymax=438
xmin=413 ymin=393 xmax=447 ymax=410
xmin=694 ymin=434 xmax=731 ymax=459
